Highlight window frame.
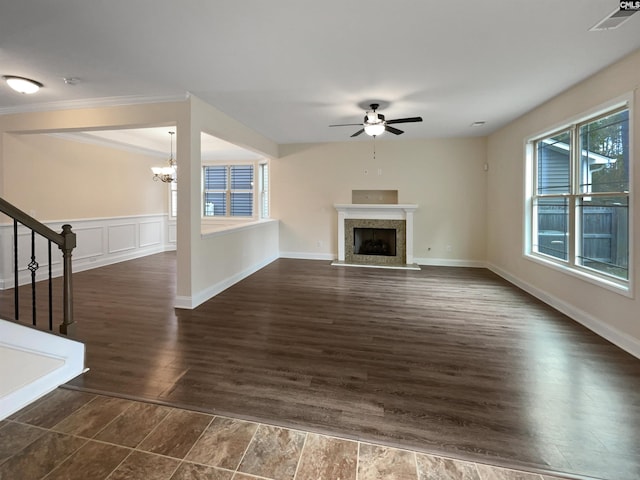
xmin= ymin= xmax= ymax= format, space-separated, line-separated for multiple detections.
xmin=202 ymin=162 xmax=258 ymax=219
xmin=524 ymin=95 xmax=634 ymax=297
xmin=259 ymin=162 xmax=269 ymax=219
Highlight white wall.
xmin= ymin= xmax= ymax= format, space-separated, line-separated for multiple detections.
xmin=486 ymin=48 xmax=640 ymax=356
xmin=173 ymin=96 xmax=279 ymax=308
xmin=273 ymin=138 xmax=487 ymax=265
xmin=175 ymin=219 xmax=279 ymax=308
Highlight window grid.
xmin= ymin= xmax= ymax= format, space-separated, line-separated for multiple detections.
xmin=529 ymin=106 xmax=630 ymax=284
xmin=203 ymin=165 xmax=254 ymax=217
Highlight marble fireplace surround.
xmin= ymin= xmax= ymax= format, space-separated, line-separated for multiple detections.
xmin=333 ymin=204 xmax=419 ymax=269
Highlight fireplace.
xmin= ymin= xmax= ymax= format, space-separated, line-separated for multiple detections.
xmin=354 ymin=228 xmax=396 ymax=256
xmin=334 ymin=204 xmax=419 ymax=269
xmin=344 ymin=218 xmax=405 ymax=265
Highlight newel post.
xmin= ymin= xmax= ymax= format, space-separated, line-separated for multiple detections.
xmin=59 ymin=224 xmax=76 ymax=336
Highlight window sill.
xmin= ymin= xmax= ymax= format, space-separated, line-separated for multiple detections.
xmin=524 ymin=252 xmax=632 ymax=298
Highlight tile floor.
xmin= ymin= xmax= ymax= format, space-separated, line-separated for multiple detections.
xmin=1 ymin=388 xmax=582 ymax=480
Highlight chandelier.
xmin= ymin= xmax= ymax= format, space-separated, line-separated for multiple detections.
xmin=151 ymin=131 xmax=176 ymax=183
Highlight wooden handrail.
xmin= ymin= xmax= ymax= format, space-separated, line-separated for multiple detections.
xmin=0 ymin=196 xmax=77 ymax=336
xmin=0 ymin=197 xmax=64 ymax=247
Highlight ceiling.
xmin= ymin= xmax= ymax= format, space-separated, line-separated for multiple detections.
xmin=1 ymin=1 xmax=639 ymax=146
xmin=51 ymin=128 xmax=265 ymax=161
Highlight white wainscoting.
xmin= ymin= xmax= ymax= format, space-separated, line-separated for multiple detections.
xmin=0 ymin=214 xmax=175 ymax=290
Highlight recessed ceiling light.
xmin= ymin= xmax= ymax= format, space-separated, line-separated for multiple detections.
xmin=3 ymin=75 xmax=43 ymax=94
xmin=471 ymin=121 xmax=486 ymax=127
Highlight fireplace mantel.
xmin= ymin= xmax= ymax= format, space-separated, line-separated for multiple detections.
xmin=334 ymin=204 xmax=418 ymax=217
xmin=334 ymin=204 xmax=418 ymax=266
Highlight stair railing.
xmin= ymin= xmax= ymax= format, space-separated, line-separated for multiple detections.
xmin=0 ymin=197 xmax=77 ymax=336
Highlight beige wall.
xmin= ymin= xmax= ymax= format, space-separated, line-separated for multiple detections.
xmin=487 ymin=48 xmax=640 ymax=352
xmin=3 ymin=133 xmax=166 ymax=220
xmin=0 ymin=98 xmax=279 ymax=306
xmin=273 ymin=138 xmax=488 ymax=263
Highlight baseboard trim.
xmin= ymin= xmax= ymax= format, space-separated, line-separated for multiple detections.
xmin=488 ymin=263 xmax=640 ymax=360
xmin=73 ymin=244 xmax=176 ymax=275
xmin=415 ymin=258 xmax=487 ymax=268
xmin=175 ymin=254 xmax=279 ymax=310
xmin=276 ymin=253 xmax=487 ymax=267
xmin=279 ymin=252 xmax=336 ymax=261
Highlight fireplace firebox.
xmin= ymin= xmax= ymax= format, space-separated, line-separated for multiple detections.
xmin=354 ymin=228 xmax=397 ymax=256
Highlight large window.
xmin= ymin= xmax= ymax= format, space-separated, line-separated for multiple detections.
xmin=528 ymin=105 xmax=631 ymax=288
xmin=203 ymin=165 xmax=254 ymax=217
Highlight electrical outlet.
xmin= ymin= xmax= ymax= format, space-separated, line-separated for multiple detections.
xmin=446 ymin=245 xmax=452 ymax=252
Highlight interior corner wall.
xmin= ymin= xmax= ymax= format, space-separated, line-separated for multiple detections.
xmin=273 ymin=137 xmax=487 ymax=264
xmin=486 ymin=48 xmax=640 ymax=356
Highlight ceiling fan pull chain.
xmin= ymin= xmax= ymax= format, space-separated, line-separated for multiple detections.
xmin=373 ymin=136 xmax=376 ymax=160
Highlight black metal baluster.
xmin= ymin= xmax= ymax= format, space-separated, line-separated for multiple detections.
xmin=13 ymin=219 xmax=19 ymax=321
xmin=48 ymin=240 xmax=53 ymax=331
xmin=1 ymin=198 xmax=77 ymax=336
xmin=28 ymin=230 xmax=39 ymax=326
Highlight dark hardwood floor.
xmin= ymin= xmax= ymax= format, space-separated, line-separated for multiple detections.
xmin=2 ymin=252 xmax=640 ymax=480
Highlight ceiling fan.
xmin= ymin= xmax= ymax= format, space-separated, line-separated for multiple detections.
xmin=329 ymin=103 xmax=423 ymax=137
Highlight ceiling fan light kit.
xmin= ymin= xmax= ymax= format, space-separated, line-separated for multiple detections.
xmin=364 ymin=122 xmax=385 ymax=136
xmin=330 ymin=103 xmax=422 ymax=138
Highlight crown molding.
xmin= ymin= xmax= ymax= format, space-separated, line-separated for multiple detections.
xmin=0 ymin=93 xmax=189 ymax=116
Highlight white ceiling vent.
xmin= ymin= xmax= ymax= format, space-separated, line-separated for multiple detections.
xmin=590 ymin=8 xmax=637 ymax=31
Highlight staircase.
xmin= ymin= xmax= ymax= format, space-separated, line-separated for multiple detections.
xmin=0 ymin=197 xmax=85 ymax=420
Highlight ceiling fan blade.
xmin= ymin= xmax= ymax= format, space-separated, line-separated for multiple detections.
xmin=329 ymin=123 xmax=363 ymax=127
xmin=385 ymin=125 xmax=404 ymax=135
xmin=386 ymin=116 xmax=423 ymax=125
xmin=351 ymin=129 xmax=365 ymax=137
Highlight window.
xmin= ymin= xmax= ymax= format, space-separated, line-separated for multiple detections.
xmin=528 ymin=105 xmax=631 ymax=287
xmin=203 ymin=165 xmax=254 ymax=217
